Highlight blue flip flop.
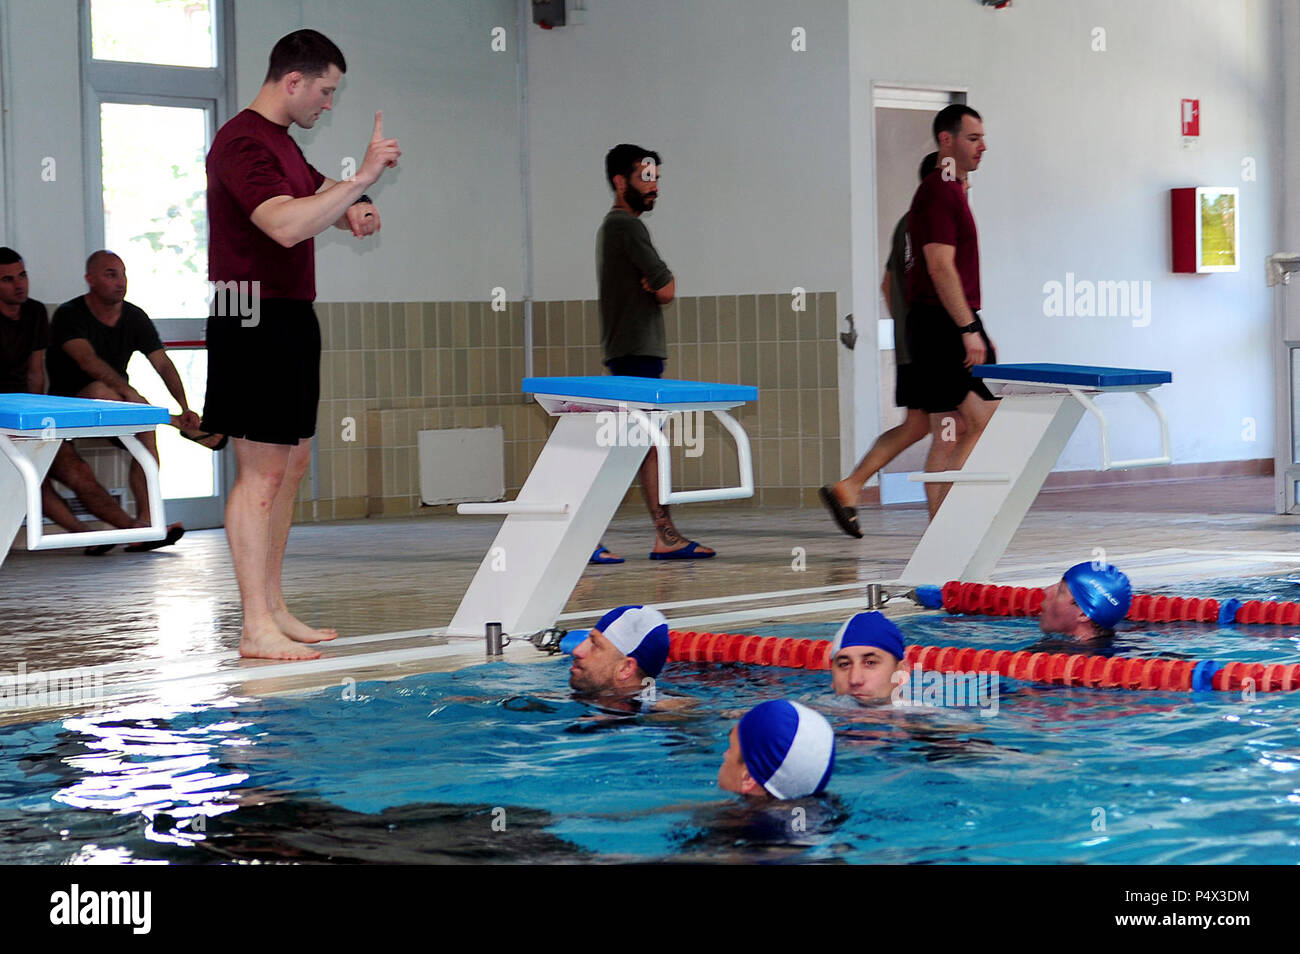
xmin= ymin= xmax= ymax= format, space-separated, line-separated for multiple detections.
xmin=649 ymin=541 xmax=716 ymax=560
xmin=589 ymin=545 xmax=625 ymax=565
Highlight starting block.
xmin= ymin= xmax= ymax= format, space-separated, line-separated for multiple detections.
xmin=447 ymin=376 xmax=758 ymax=637
xmin=0 ymin=393 xmax=171 ymax=569
xmin=898 ymin=363 xmax=1173 ymax=585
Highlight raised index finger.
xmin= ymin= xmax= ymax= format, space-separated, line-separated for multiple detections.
xmin=371 ymin=110 xmax=384 ymax=142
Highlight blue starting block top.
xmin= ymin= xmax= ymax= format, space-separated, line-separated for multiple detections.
xmin=973 ymin=363 xmax=1172 ymax=388
xmin=0 ymin=393 xmax=170 ymax=431
xmin=523 ymin=376 xmax=758 ymax=405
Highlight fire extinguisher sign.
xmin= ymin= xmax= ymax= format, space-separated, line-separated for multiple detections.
xmin=1181 ymin=99 xmax=1200 ymax=137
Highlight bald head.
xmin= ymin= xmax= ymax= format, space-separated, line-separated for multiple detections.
xmin=85 ymin=249 xmax=121 ymax=273
xmin=84 ymin=251 xmax=127 ymax=307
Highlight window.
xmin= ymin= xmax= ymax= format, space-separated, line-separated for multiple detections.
xmin=82 ymin=0 xmax=233 ymax=321
xmin=90 ymin=0 xmax=216 ymax=68
xmin=79 ymin=0 xmax=235 ymax=518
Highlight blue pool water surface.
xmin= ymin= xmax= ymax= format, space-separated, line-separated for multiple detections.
xmin=3 ymin=586 xmax=1300 ymax=864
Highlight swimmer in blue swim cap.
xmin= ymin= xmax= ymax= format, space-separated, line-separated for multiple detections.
xmin=568 ymin=604 xmax=670 ymax=697
xmin=717 ymin=700 xmax=835 ymax=800
xmin=829 ymin=611 xmax=908 ymax=703
xmin=1039 ymin=562 xmax=1131 ymax=639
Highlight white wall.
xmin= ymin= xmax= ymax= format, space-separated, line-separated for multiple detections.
xmin=849 ymin=0 xmax=1284 ymax=471
xmin=524 ymin=0 xmax=856 ymax=463
xmin=0 ymin=0 xmax=523 ymax=304
xmin=1285 ymin=1 xmax=1300 ymax=253
xmin=0 ymin=1 xmax=88 ymax=299
xmin=0 ymin=0 xmax=1292 ymax=474
xmin=234 ymin=0 xmax=524 ymax=303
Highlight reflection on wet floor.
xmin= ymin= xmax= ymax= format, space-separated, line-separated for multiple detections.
xmin=0 ymin=476 xmax=1293 ymax=723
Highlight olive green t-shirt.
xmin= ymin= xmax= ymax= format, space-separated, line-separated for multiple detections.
xmin=596 ymin=209 xmax=673 ymax=362
xmin=885 ymin=213 xmax=912 ymax=366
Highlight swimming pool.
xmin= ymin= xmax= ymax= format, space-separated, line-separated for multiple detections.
xmin=3 ymin=587 xmax=1300 ymax=864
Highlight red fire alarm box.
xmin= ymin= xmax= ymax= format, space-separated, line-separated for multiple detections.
xmin=1181 ymin=99 xmax=1199 ymax=136
xmin=1171 ymin=187 xmax=1239 ymax=273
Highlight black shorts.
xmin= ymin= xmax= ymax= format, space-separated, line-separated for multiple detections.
xmin=201 ymin=296 xmax=320 ymax=446
xmin=894 ymin=363 xmax=923 ymax=410
xmin=904 ymin=302 xmax=998 ymax=414
xmin=605 ymin=355 xmax=665 ymax=378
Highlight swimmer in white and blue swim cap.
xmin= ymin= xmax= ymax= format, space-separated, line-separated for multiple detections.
xmin=1039 ymin=561 xmax=1132 ymax=639
xmin=829 ymin=611 xmax=909 ymax=704
xmin=568 ymin=605 xmax=670 ymax=697
xmin=717 ymin=699 xmax=835 ymax=800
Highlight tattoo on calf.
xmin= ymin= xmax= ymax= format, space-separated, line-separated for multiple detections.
xmin=652 ymin=507 xmax=684 ymax=546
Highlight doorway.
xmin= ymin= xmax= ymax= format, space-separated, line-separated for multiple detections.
xmin=872 ymin=85 xmax=964 ymax=504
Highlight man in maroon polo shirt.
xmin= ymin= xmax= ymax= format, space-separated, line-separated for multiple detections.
xmin=905 ymin=104 xmax=998 ymax=518
xmin=202 ymin=29 xmax=400 ymax=660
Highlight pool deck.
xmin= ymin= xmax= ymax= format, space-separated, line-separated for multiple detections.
xmin=1 ymin=474 xmax=1296 ymax=724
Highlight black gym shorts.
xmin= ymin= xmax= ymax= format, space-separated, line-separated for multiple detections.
xmin=894 ymin=363 xmax=924 ymax=410
xmin=905 ymin=302 xmax=998 ymax=414
xmin=605 ymin=354 xmax=666 ymax=379
xmin=201 ymin=295 xmax=321 ymax=446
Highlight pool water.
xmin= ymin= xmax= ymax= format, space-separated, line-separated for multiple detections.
xmin=3 ymin=589 xmax=1300 ymax=864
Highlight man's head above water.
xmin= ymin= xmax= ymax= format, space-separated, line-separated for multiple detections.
xmin=829 ymin=611 xmax=908 ymax=704
xmin=717 ymin=699 xmax=835 ymax=800
xmin=568 ymin=605 xmax=670 ymax=695
xmin=1039 ymin=562 xmax=1132 ymax=640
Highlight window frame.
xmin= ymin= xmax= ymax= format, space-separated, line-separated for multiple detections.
xmin=79 ymin=0 xmax=236 ymax=331
xmin=77 ymin=0 xmax=238 ymax=526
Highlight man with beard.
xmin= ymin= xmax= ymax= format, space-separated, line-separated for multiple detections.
xmin=589 ymin=144 xmax=714 ymax=565
xmin=567 ymin=604 xmax=671 ymax=703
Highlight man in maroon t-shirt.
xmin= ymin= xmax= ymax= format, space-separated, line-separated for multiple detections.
xmin=905 ymin=104 xmax=998 ymax=518
xmin=202 ymin=29 xmax=400 ymax=660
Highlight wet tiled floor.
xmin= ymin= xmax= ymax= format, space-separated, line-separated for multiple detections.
xmin=1 ymin=475 xmax=1296 ymax=722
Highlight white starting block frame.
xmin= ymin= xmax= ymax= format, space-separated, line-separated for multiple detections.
xmin=897 ymin=363 xmax=1173 ymax=585
xmin=447 ymin=376 xmax=758 ymax=638
xmin=0 ymin=394 xmax=171 ymax=569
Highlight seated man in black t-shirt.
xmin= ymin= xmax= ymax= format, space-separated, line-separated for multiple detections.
xmin=47 ymin=251 xmax=220 ymax=550
xmin=0 ymin=247 xmax=147 ymax=553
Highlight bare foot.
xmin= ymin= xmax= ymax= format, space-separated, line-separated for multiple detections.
xmin=239 ymin=626 xmax=323 ymax=660
xmin=272 ymin=608 xmax=339 ymax=644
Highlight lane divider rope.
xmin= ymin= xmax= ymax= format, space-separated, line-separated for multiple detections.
xmin=665 ymin=630 xmax=1300 ymax=692
xmin=927 ymin=581 xmax=1265 ymax=626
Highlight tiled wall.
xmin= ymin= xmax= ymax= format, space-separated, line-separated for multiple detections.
xmin=294 ymin=292 xmax=841 ymax=522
